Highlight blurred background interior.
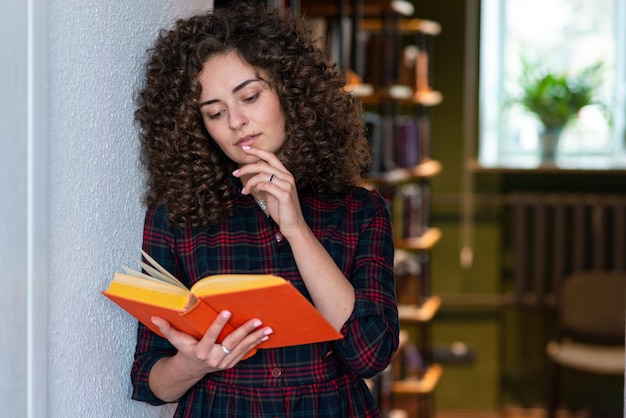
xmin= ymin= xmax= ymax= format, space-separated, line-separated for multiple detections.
xmin=295 ymin=0 xmax=626 ymax=417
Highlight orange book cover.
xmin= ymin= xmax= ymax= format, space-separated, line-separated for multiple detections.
xmin=101 ymin=250 xmax=342 ymax=353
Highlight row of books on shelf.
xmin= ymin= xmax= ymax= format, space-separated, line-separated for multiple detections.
xmin=381 ymin=183 xmax=431 ymax=239
xmin=306 ymin=13 xmax=434 ymax=93
xmin=365 ymin=112 xmax=431 ymax=175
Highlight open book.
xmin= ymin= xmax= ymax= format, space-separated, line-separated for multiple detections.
xmin=102 ymin=250 xmax=342 ymax=354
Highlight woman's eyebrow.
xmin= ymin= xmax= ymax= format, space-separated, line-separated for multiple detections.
xmin=199 ymin=78 xmax=262 ymax=108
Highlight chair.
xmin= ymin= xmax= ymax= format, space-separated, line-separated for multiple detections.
xmin=546 ymin=270 xmax=626 ymax=418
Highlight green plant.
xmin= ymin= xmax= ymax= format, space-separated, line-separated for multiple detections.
xmin=516 ymin=57 xmax=605 ymax=131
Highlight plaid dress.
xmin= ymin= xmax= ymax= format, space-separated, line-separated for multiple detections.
xmin=131 ymin=176 xmax=399 ymax=417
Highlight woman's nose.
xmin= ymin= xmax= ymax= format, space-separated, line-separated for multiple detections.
xmin=229 ymin=109 xmax=248 ymax=130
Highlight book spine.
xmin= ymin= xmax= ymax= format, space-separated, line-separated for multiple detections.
xmin=180 ymin=296 xmax=235 ymax=342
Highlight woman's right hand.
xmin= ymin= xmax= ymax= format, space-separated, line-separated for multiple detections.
xmin=148 ymin=311 xmax=273 ymax=402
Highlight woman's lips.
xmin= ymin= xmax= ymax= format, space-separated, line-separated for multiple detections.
xmin=237 ymin=134 xmax=260 ymax=147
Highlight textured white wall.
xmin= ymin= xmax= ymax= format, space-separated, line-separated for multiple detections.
xmin=1 ymin=1 xmax=210 ymax=417
xmin=47 ymin=2 xmax=212 ymax=416
xmin=0 ymin=2 xmax=28 ymax=417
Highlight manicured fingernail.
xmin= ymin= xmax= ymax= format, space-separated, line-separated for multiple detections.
xmin=221 ymin=310 xmax=232 ymax=319
xmin=264 ymin=328 xmax=274 ymax=336
xmin=253 ymin=319 xmax=263 ymax=328
xmin=261 ymin=336 xmax=269 ymax=342
xmin=242 ymin=145 xmax=251 ymax=150
xmin=232 ymin=169 xmax=240 ymax=175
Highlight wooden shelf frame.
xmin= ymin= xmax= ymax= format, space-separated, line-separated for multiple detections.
xmin=300 ymin=0 xmax=422 ymax=20
xmin=356 ymin=87 xmax=443 ymax=106
xmin=397 ymin=296 xmax=441 ymax=323
xmin=392 ymin=363 xmax=443 ymax=395
xmin=366 ymin=160 xmax=442 ymax=186
xmin=360 ymin=17 xmax=441 ymax=36
xmin=394 ymin=227 xmax=442 ymax=252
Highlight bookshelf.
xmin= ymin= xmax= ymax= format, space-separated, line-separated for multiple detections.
xmin=300 ymin=1 xmax=443 ymax=417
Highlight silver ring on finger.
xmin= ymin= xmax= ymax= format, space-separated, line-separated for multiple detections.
xmin=268 ymin=173 xmax=275 ymax=183
xmin=221 ymin=344 xmax=232 ymax=355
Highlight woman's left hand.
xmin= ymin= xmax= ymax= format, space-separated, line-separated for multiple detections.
xmin=233 ymin=146 xmax=305 ymax=239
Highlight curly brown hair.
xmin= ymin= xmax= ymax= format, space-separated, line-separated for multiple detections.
xmin=135 ymin=3 xmax=371 ymax=227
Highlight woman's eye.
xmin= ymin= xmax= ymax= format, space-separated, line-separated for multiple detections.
xmin=243 ymin=93 xmax=260 ymax=103
xmin=208 ymin=110 xmax=224 ymax=120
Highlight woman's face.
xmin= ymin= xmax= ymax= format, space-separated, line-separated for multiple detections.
xmin=198 ymin=51 xmax=287 ymax=166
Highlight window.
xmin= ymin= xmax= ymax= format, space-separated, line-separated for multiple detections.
xmin=479 ymin=0 xmax=626 ymax=168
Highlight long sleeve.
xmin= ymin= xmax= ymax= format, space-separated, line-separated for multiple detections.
xmin=331 ymin=190 xmax=399 ymax=377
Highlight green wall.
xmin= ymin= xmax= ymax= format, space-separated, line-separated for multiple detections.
xmin=412 ymin=0 xmax=624 ymax=413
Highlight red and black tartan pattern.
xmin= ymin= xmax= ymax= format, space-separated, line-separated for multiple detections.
xmin=131 ymin=179 xmax=399 ymax=417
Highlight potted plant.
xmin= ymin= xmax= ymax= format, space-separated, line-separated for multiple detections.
xmin=515 ymin=57 xmax=606 ymax=163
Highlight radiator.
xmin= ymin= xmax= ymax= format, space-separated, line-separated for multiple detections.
xmin=506 ymin=192 xmax=626 ymax=307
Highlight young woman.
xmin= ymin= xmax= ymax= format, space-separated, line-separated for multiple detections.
xmin=131 ymin=3 xmax=399 ymax=417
